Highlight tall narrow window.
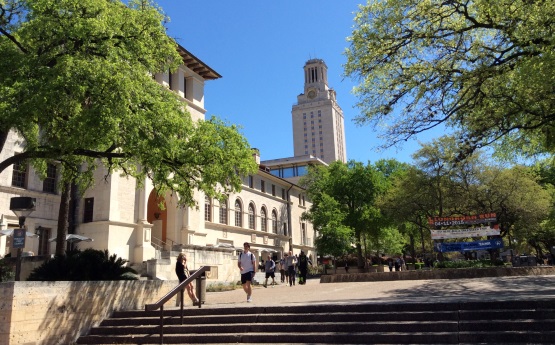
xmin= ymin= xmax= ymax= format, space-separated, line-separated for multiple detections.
xmin=234 ymin=200 xmax=242 ymax=227
xmin=272 ymin=210 xmax=278 ymax=234
xmin=260 ymin=180 xmax=265 ymax=193
xmin=37 ymin=228 xmax=51 ymax=256
xmin=83 ymin=198 xmax=94 ymax=223
xmin=43 ymin=163 xmax=57 ymax=193
xmin=248 ymin=203 xmax=255 ymax=230
xmin=272 ymin=185 xmax=276 ymax=196
xmin=219 ymin=199 xmax=228 ymax=224
xmin=11 ymin=160 xmax=27 ymax=188
xmin=248 ymin=175 xmax=254 ymax=188
xmin=204 ymin=195 xmax=212 ymax=222
xmin=260 ymin=208 xmax=267 ymax=232
xmin=281 ymin=188 xmax=286 ymax=200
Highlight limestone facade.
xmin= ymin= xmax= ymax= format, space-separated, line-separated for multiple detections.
xmin=0 ymin=46 xmax=316 ymax=282
xmin=292 ymin=59 xmax=347 ymax=164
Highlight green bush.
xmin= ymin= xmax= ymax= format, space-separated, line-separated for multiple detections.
xmin=0 ymin=258 xmax=14 ymax=282
xmin=206 ymin=282 xmax=237 ymax=292
xmin=27 ymin=249 xmax=137 ymax=281
xmin=435 ymin=259 xmax=505 ymax=269
xmin=309 ymin=264 xmax=324 ymax=275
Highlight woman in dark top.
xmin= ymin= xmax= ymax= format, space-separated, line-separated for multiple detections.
xmin=175 ymin=253 xmax=199 ymax=304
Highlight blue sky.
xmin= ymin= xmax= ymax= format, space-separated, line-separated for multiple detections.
xmin=155 ymin=1 xmax=434 ymax=164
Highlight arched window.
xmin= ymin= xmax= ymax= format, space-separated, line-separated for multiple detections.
xmin=219 ymin=198 xmax=228 ymax=224
xmin=204 ymin=195 xmax=211 ymax=222
xmin=272 ymin=210 xmax=278 ymax=234
xmin=260 ymin=207 xmax=267 ymax=232
xmin=248 ymin=203 xmax=256 ymax=230
xmin=234 ymin=199 xmax=242 ymax=227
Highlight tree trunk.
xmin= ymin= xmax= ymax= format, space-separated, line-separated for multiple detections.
xmin=55 ymin=182 xmax=71 ymax=256
xmin=355 ymin=229 xmax=364 ymax=268
xmin=410 ymin=234 xmax=416 ymax=266
xmin=0 ymin=131 xmax=8 ymax=154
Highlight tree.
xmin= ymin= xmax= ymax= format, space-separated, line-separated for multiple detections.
xmin=345 ymin=0 xmax=555 ymax=159
xmin=471 ymin=165 xmax=552 ymax=250
xmin=301 ymin=161 xmax=385 ymax=268
xmin=0 ymin=0 xmax=258 ymax=254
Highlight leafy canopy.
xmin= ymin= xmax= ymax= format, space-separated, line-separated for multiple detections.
xmin=345 ymin=0 xmax=555 ymax=159
xmin=0 ymin=0 xmax=257 ymax=205
xmin=301 ymin=161 xmax=386 ymax=266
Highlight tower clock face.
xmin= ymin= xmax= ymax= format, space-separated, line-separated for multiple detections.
xmin=307 ymin=89 xmax=317 ymax=99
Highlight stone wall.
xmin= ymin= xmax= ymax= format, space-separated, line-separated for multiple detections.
xmin=0 ymin=280 xmax=175 ymax=345
xmin=320 ymin=266 xmax=555 ymax=283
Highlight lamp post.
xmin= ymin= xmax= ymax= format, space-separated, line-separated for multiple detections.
xmin=9 ymin=197 xmax=36 ymax=281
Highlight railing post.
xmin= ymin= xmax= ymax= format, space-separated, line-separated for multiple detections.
xmin=180 ymin=289 xmax=184 ymax=324
xmin=196 ymin=276 xmax=202 ymax=308
xmin=159 ymin=305 xmax=164 ymax=344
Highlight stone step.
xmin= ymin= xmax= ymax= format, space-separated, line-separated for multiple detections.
xmin=77 ymin=331 xmax=460 ymax=344
xmin=89 ymin=321 xmax=460 ymax=335
xmin=77 ymin=300 xmax=555 ymax=344
xmin=101 ymin=310 xmax=460 ymax=326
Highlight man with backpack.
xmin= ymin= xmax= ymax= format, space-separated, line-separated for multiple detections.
xmin=298 ymin=250 xmax=312 ymax=285
xmin=285 ymin=250 xmax=297 ymax=286
xmin=263 ymin=254 xmax=276 ymax=288
xmin=238 ymin=242 xmax=256 ymax=302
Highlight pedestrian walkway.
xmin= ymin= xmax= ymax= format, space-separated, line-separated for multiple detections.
xmin=200 ymin=274 xmax=555 ymax=308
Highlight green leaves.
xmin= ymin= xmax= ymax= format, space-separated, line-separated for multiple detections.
xmin=0 ymin=0 xmax=257 ymax=207
xmin=345 ymin=0 xmax=555 ymax=159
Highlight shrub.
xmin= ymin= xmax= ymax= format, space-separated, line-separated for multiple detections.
xmin=435 ymin=259 xmax=505 ymax=269
xmin=27 ymin=249 xmax=137 ymax=281
xmin=0 ymin=258 xmax=14 ymax=282
xmin=206 ymin=282 xmax=237 ymax=292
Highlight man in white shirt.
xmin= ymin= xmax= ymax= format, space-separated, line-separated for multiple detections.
xmin=285 ymin=250 xmax=297 ymax=287
xmin=238 ymin=242 xmax=256 ymax=302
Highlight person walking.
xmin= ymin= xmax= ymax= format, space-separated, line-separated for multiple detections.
xmin=279 ymin=257 xmax=286 ymax=283
xmin=285 ymin=250 xmax=297 ymax=286
xmin=175 ymin=253 xmax=199 ymax=306
xmin=263 ymin=254 xmax=276 ymax=288
xmin=297 ymin=250 xmax=312 ymax=284
xmin=238 ymin=242 xmax=256 ymax=302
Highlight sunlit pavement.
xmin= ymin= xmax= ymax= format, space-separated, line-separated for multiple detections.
xmin=196 ymin=274 xmax=555 ymax=309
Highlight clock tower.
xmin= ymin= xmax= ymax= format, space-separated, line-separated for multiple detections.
xmin=292 ymin=59 xmax=347 ymax=164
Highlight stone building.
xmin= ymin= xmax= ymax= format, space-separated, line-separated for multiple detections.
xmin=291 ymin=59 xmax=347 ymax=164
xmin=0 ymin=45 xmax=316 ymax=282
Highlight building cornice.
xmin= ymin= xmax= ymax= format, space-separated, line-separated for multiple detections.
xmin=177 ymin=44 xmax=222 ymax=80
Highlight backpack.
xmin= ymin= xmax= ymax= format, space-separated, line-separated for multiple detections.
xmin=239 ymin=252 xmax=254 ymax=261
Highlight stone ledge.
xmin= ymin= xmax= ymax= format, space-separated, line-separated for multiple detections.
xmin=320 ymin=266 xmax=555 ymax=283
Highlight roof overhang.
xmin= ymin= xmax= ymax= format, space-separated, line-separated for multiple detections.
xmin=177 ymin=44 xmax=222 ymax=80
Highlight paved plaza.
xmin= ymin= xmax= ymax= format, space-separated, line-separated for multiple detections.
xmin=200 ymin=274 xmax=555 ymax=308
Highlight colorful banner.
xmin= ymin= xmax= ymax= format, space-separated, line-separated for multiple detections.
xmin=430 ymin=226 xmax=500 ymax=240
xmin=428 ymin=213 xmax=497 ymax=227
xmin=434 ymin=239 xmax=504 ymax=253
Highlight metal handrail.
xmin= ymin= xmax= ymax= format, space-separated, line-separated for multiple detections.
xmin=145 ymin=266 xmax=210 ymax=344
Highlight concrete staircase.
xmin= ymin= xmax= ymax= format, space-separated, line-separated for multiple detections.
xmin=76 ymin=299 xmax=555 ymax=344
